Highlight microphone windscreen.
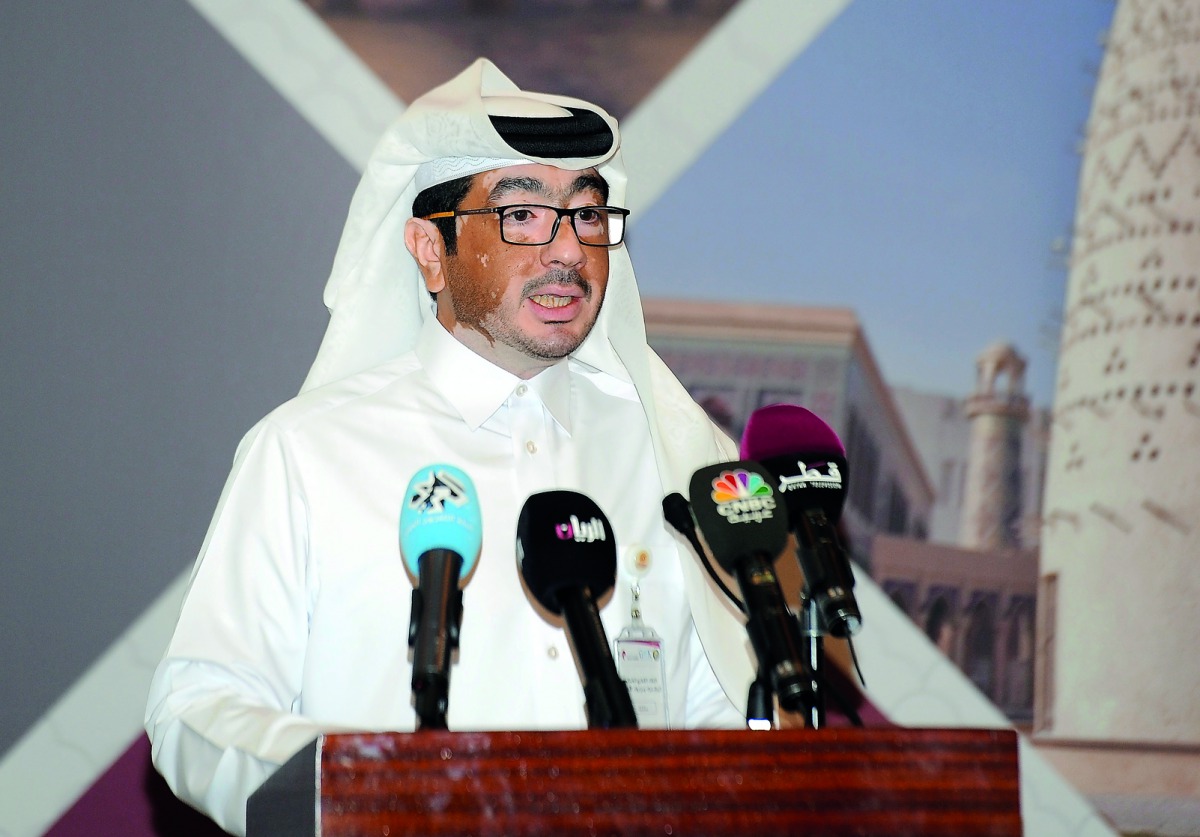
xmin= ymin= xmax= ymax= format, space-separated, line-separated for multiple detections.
xmin=687 ymin=460 xmax=790 ymax=573
xmin=740 ymin=404 xmax=849 ymax=525
xmin=399 ymin=464 xmax=482 ymax=579
xmin=661 ymin=492 xmax=694 ymax=535
xmin=516 ymin=491 xmax=617 ymax=615
xmin=740 ymin=403 xmax=845 ymax=461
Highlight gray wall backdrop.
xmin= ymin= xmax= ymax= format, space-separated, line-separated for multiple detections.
xmin=1 ymin=0 xmax=357 ymax=754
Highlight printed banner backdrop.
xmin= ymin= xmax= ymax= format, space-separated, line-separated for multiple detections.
xmin=9 ymin=1 xmax=1182 ymax=835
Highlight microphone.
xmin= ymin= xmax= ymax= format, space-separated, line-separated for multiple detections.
xmin=741 ymin=404 xmax=862 ymax=638
xmin=687 ymin=460 xmax=813 ymax=716
xmin=516 ymin=490 xmax=638 ymax=729
xmin=399 ymin=464 xmax=482 ymax=730
xmin=662 ymin=491 xmax=743 ymax=609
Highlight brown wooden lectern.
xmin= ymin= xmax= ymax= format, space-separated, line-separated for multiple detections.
xmin=247 ymin=727 xmax=1021 ymax=836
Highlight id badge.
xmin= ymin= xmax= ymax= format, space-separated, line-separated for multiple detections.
xmin=614 ymin=544 xmax=669 ymax=728
xmin=614 ymin=634 xmax=668 ymax=728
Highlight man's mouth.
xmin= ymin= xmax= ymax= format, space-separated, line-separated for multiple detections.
xmin=530 ymin=293 xmax=575 ymax=309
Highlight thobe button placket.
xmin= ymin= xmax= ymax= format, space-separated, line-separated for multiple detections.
xmin=507 ymin=379 xmax=558 ymax=499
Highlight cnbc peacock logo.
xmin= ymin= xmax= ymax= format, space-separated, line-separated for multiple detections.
xmin=710 ymin=469 xmax=777 ymax=524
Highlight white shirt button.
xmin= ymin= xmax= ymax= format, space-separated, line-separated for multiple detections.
xmin=547 ymin=645 xmax=559 ymax=659
xmin=515 ymin=384 xmax=528 ymax=396
xmin=525 ymin=440 xmax=537 ymax=454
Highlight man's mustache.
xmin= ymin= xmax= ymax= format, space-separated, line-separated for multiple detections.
xmin=522 ymin=270 xmax=591 ymax=300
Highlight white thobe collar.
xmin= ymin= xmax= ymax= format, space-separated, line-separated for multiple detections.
xmin=415 ymin=315 xmax=573 ymax=434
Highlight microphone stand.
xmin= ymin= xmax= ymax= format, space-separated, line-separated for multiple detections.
xmin=798 ymin=589 xmax=868 ymax=729
xmin=746 ymin=599 xmax=869 ymax=731
xmin=799 ymin=592 xmax=826 ymax=730
xmin=742 ymin=605 xmax=822 ymax=730
xmin=407 ymin=560 xmax=464 ymax=731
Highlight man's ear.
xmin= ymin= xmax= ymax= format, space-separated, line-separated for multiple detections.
xmin=404 ymin=217 xmax=447 ymax=295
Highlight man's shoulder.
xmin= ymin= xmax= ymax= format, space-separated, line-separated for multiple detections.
xmin=264 ymin=353 xmax=425 ymax=432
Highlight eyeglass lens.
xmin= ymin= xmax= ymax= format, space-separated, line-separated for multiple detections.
xmin=500 ymin=205 xmax=624 ymax=246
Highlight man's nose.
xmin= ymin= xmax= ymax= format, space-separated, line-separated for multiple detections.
xmin=541 ymin=212 xmax=587 ymax=266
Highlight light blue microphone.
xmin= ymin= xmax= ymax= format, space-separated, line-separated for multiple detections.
xmin=399 ymin=464 xmax=481 ymax=730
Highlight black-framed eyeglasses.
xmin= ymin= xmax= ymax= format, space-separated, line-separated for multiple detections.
xmin=420 ymin=204 xmax=630 ymax=247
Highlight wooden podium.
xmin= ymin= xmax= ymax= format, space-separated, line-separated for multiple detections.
xmin=247 ymin=727 xmax=1021 ymax=836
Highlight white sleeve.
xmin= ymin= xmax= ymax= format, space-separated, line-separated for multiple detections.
xmin=144 ymin=419 xmax=329 ymax=836
xmin=144 ymin=661 xmax=323 ymax=835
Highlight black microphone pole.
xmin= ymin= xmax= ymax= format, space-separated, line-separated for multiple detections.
xmin=407 ymin=549 xmax=464 ymax=730
xmin=557 ymin=587 xmax=638 ymax=729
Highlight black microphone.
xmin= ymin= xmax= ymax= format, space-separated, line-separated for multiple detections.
xmin=662 ymin=491 xmax=743 ymax=609
xmin=741 ymin=404 xmax=862 ymax=638
xmin=688 ymin=460 xmax=813 ymax=715
xmin=399 ymin=464 xmax=482 ymax=730
xmin=516 ymin=490 xmax=638 ymax=729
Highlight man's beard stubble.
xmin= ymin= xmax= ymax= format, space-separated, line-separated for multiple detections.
xmin=446 ymin=266 xmax=602 ymax=360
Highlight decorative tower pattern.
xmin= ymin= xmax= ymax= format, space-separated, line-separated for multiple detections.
xmin=960 ymin=343 xmax=1030 ymax=550
xmin=1040 ymin=0 xmax=1200 ymax=742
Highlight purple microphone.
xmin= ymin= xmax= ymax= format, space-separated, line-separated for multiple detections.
xmin=741 ymin=404 xmax=861 ymax=637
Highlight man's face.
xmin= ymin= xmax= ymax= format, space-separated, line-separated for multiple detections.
xmin=431 ymin=164 xmax=611 ymax=377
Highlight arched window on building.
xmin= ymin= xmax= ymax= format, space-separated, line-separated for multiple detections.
xmin=924 ymin=596 xmax=955 ymax=657
xmin=884 ymin=580 xmax=916 ymax=620
xmin=845 ymin=407 xmax=879 ymax=521
xmin=883 ymin=477 xmax=908 ymax=535
xmin=962 ymin=596 xmax=998 ymax=700
xmin=1002 ymin=596 xmax=1036 ymax=721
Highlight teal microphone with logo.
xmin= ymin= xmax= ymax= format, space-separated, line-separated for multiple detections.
xmin=399 ymin=464 xmax=482 ymax=730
